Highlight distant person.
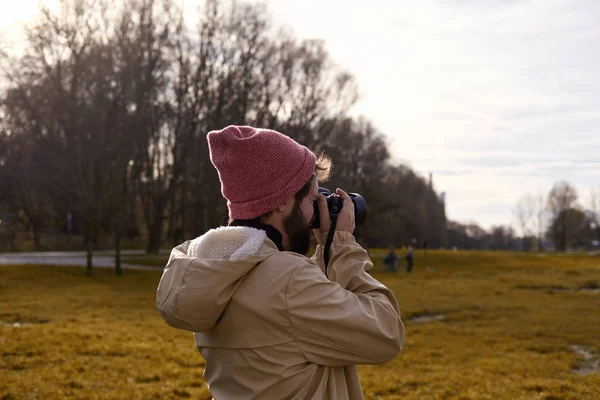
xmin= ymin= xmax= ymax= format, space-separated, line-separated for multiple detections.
xmin=406 ymin=246 xmax=414 ymax=272
xmin=383 ymin=246 xmax=398 ymax=272
xmin=423 ymin=239 xmax=428 ymax=256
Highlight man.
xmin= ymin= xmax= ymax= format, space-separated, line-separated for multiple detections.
xmin=406 ymin=246 xmax=414 ymax=273
xmin=156 ymin=125 xmax=404 ymax=399
xmin=382 ymin=246 xmax=398 ymax=273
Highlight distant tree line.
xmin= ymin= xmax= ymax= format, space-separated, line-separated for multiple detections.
xmin=447 ymin=181 xmax=600 ymax=252
xmin=0 ymin=0 xmax=447 ymax=273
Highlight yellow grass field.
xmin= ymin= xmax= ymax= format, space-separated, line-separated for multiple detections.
xmin=1 ymin=250 xmax=600 ymax=400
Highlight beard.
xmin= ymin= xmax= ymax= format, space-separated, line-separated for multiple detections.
xmin=283 ymin=204 xmax=311 ymax=256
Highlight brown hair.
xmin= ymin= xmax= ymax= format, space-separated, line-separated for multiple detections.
xmin=294 ymin=152 xmax=332 ymax=202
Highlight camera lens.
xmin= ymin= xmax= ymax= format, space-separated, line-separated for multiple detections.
xmin=311 ymin=187 xmax=368 ymax=229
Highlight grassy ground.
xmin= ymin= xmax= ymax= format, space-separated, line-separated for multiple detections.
xmin=1 ymin=251 xmax=599 ymax=400
xmin=121 ymin=254 xmax=170 ymax=268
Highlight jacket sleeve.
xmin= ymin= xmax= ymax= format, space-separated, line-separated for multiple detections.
xmin=309 ymin=232 xmax=328 ymax=273
xmin=286 ymin=231 xmax=405 ymax=366
xmin=156 ymin=240 xmax=233 ymax=333
xmin=156 ymin=241 xmax=197 ymax=331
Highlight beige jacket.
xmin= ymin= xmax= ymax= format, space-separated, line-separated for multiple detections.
xmin=156 ymin=226 xmax=404 ymax=400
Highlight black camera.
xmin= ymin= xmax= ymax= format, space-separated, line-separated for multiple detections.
xmin=311 ymin=187 xmax=368 ymax=229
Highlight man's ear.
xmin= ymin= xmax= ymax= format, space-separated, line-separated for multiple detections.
xmin=276 ymin=196 xmax=295 ymax=215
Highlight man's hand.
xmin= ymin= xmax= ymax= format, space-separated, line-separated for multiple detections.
xmin=313 ymin=188 xmax=355 ymax=246
xmin=334 ymin=188 xmax=355 ymax=233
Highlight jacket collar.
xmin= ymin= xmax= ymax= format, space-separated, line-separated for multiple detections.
xmin=229 ymin=219 xmax=284 ymax=251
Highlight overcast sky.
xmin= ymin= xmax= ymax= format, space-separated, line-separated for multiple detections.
xmin=2 ymin=0 xmax=599 ymax=231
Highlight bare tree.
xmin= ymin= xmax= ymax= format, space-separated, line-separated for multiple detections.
xmin=0 ymin=126 xmax=52 ymax=251
xmin=489 ymin=225 xmax=515 ymax=250
xmin=513 ymin=194 xmax=535 ymax=250
xmin=589 ymin=187 xmax=600 ymax=243
xmin=1 ymin=0 xmax=175 ymax=272
xmin=548 ymin=207 xmax=587 ymax=250
xmin=14 ymin=0 xmax=116 ymax=274
xmin=547 ymin=181 xmax=580 ymax=251
xmin=533 ymin=192 xmax=547 ymax=251
xmin=1 ymin=0 xmax=453 ymax=257
xmin=117 ymin=0 xmax=178 ymax=254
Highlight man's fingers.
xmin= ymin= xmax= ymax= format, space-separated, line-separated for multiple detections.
xmin=336 ymin=188 xmax=351 ymax=202
xmin=317 ymin=194 xmax=329 ymax=214
xmin=336 ymin=188 xmax=352 ymax=211
xmin=333 ymin=188 xmax=355 ymax=233
xmin=316 ymin=194 xmax=331 ymax=233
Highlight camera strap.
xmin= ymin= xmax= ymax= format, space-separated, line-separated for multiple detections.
xmin=323 ymin=212 xmax=339 ymax=278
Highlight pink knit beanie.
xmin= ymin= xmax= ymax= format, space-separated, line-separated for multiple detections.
xmin=207 ymin=125 xmax=316 ymax=220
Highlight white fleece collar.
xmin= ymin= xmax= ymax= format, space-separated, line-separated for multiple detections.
xmin=186 ymin=226 xmax=267 ymax=261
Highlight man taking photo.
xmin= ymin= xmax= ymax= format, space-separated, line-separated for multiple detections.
xmin=156 ymin=125 xmax=405 ymax=399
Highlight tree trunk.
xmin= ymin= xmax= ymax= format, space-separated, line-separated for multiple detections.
xmin=561 ymin=213 xmax=567 ymax=252
xmin=67 ymin=210 xmax=73 ymax=251
xmin=174 ymin=176 xmax=188 ymax=246
xmin=167 ymin=189 xmax=176 ymax=247
xmin=86 ymin=231 xmax=93 ymax=276
xmin=32 ymin=221 xmax=43 ymax=251
xmin=146 ymin=202 xmax=164 ymax=254
xmin=7 ymin=229 xmax=19 ymax=252
xmin=115 ymin=229 xmax=122 ymax=276
xmin=85 ymin=211 xmax=94 ymax=276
